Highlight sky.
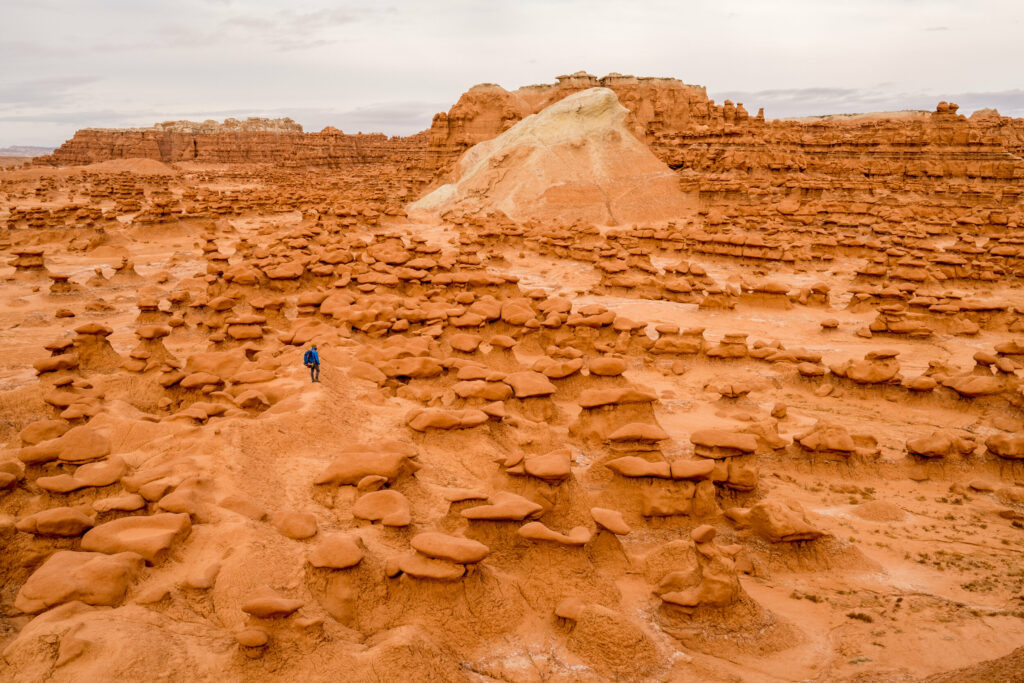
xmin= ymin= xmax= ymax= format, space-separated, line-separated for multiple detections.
xmin=2 ymin=0 xmax=1023 ymax=147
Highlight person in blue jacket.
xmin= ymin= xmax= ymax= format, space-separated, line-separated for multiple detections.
xmin=303 ymin=344 xmax=321 ymax=383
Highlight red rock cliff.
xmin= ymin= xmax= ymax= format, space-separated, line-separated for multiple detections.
xmin=39 ymin=74 xmax=1024 ymax=213
xmin=38 ymin=117 xmax=432 ymax=175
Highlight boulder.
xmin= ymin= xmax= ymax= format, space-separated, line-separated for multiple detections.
xmin=15 ymin=506 xmax=95 ymax=536
xmin=411 ymin=532 xmax=490 ymax=563
xmin=517 ymin=521 xmax=591 ymax=546
xmin=396 ymin=553 xmax=465 ymax=581
xmin=606 ymin=456 xmax=671 ymax=478
xmin=669 ymin=459 xmax=716 ymax=480
xmin=519 ymin=448 xmax=572 ymax=482
xmin=590 ymin=507 xmax=631 ymax=534
xmin=352 ymin=490 xmax=411 ymax=526
xmin=314 ymin=446 xmax=416 ymax=486
xmin=795 ymin=423 xmax=856 ymax=454
xmin=907 ymin=432 xmax=975 ymax=458
xmin=462 ymin=491 xmax=543 ymax=520
xmin=588 ymin=357 xmax=627 ymax=376
xmin=81 ymin=512 xmax=192 ymax=564
xmin=272 ymin=511 xmax=318 ymax=539
xmin=18 ymin=426 xmax=111 ymax=465
xmin=986 ymin=433 xmax=1024 ymax=460
xmin=504 ymin=371 xmax=557 ymax=398
xmin=407 ymin=408 xmax=489 ymax=432
xmin=242 ymin=587 xmax=304 ymax=618
xmin=15 ymin=550 xmax=143 ymax=614
xmin=308 ymin=534 xmax=364 ymax=569
xmin=739 ymin=499 xmax=824 ymax=542
xmin=690 ymin=430 xmax=757 ymax=458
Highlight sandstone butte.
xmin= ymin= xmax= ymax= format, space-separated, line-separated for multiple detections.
xmin=408 ymin=88 xmax=695 ymax=224
xmin=1 ymin=71 xmax=1024 ymax=682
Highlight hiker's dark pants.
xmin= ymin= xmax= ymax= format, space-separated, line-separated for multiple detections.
xmin=309 ymin=363 xmax=320 ymax=382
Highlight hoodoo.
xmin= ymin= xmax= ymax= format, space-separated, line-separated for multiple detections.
xmin=4 ymin=59 xmax=1024 ymax=682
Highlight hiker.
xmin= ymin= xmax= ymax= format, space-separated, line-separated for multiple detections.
xmin=303 ymin=344 xmax=321 ymax=383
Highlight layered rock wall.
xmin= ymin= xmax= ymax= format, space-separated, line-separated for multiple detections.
xmin=427 ymin=72 xmax=735 ymax=170
xmin=39 ymin=120 xmax=431 ymax=174
xmin=427 ymin=73 xmax=1024 ymax=186
xmin=38 ymin=73 xmax=1024 ymax=217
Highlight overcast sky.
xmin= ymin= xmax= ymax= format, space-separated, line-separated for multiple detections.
xmin=2 ymin=0 xmax=1023 ymax=147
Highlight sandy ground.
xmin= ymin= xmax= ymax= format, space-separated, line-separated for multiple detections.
xmin=0 ymin=161 xmax=1022 ymax=683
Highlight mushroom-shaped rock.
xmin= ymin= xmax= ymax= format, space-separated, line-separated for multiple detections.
xmin=542 ymin=358 xmax=585 ymax=379
xmin=264 ymin=262 xmax=305 ymax=280
xmin=707 ymin=380 xmax=754 ymax=398
xmin=15 ymin=550 xmax=144 ymax=614
xmin=795 ymin=423 xmax=856 ymax=455
xmin=236 ymin=630 xmax=269 ymax=648
xmin=578 ymin=387 xmax=657 ymax=408
xmin=517 ymin=521 xmax=592 ymax=546
xmin=19 ymin=419 xmax=70 ymax=445
xmin=272 ymin=511 xmax=318 ymax=539
xmin=35 ymin=473 xmax=80 ymax=493
xmin=517 ymin=448 xmax=572 ymax=482
xmin=453 ymin=380 xmax=512 ymax=402
xmin=308 ymin=534 xmax=364 ymax=569
xmin=0 ymin=459 xmax=26 ymax=490
xmin=489 ymin=334 xmax=517 ymax=349
xmin=242 ymin=587 xmax=304 ymax=618
xmin=16 ymin=506 xmax=95 ymax=537
xmin=907 ymin=432 xmax=974 ymax=458
xmin=986 ymin=433 xmax=1024 ymax=460
xmin=606 ymin=456 xmax=671 ymax=478
xmin=845 ymin=359 xmax=900 ymax=384
xmin=19 ymin=425 xmax=111 ymax=465
xmin=588 ymin=357 xmax=627 ymax=376
xmin=670 ymin=459 xmax=716 ymax=480
xmin=81 ymin=512 xmax=192 ymax=564
xmin=462 ymin=491 xmax=544 ymax=520
xmin=740 ymin=499 xmax=824 ymax=542
xmin=690 ymin=524 xmax=717 ymax=544
xmin=504 ymin=371 xmax=557 ymax=398
xmin=33 ymin=354 xmax=79 ymax=375
xmin=137 ymin=324 xmax=172 ymax=340
xmin=407 ymin=408 xmax=489 ymax=432
xmin=945 ymin=375 xmax=1003 ymax=397
xmin=180 ymin=372 xmax=224 ymax=390
xmin=690 ymin=430 xmax=757 ymax=458
xmin=448 ymin=333 xmax=482 ymax=353
xmin=352 ymin=490 xmax=411 ymax=526
xmin=411 ymin=532 xmax=490 ymax=564
xmin=396 ymin=553 xmax=465 ymax=581
xmin=591 ymin=507 xmax=631 ymax=534
xmin=607 ymin=422 xmax=669 ymax=444
xmin=314 ymin=446 xmax=416 ymax=486
xmin=73 ymin=456 xmax=128 ymax=488
xmin=905 ymin=375 xmax=938 ymax=392
xmin=93 ymin=493 xmax=147 ymax=513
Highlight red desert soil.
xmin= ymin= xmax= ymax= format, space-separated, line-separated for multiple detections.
xmin=2 ymin=73 xmax=1024 ymax=682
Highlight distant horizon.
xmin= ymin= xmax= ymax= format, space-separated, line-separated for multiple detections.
xmin=5 ymin=78 xmax=1021 ymax=151
xmin=4 ymin=1 xmax=1023 ymax=148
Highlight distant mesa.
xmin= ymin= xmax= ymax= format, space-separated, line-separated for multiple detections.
xmin=96 ymin=117 xmax=304 ymax=134
xmin=0 ymin=145 xmax=55 ymax=158
xmin=30 ymin=71 xmax=1024 ymax=208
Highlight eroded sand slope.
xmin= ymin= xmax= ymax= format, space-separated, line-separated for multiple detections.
xmin=1 ymin=78 xmax=1024 ymax=682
